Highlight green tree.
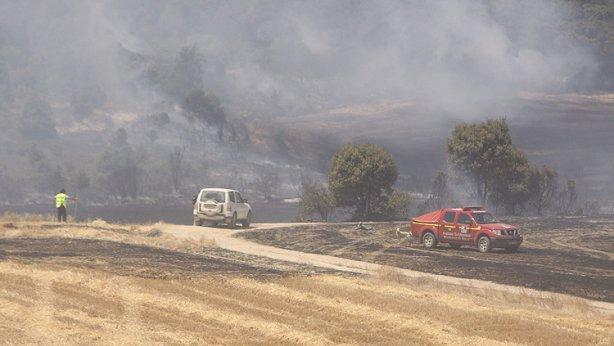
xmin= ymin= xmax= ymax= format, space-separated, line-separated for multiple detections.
xmin=527 ymin=165 xmax=558 ymax=215
xmin=329 ymin=143 xmax=398 ymax=220
xmin=448 ymin=118 xmax=516 ymax=206
xmin=377 ymin=190 xmax=412 ymax=221
xmin=489 ymin=149 xmax=532 ymax=215
xmin=299 ymin=182 xmax=336 ymax=221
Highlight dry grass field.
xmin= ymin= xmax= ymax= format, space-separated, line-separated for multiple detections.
xmin=1 ymin=218 xmax=613 ymax=344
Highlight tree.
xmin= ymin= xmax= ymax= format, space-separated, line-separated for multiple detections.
xmin=378 ymin=190 xmax=412 ymax=221
xmin=168 ymin=146 xmax=186 ymax=193
xmin=69 ymin=170 xmax=91 ymax=194
xmin=489 ymin=149 xmax=532 ymax=215
xmin=19 ymin=98 xmax=57 ymax=140
xmin=0 ymin=165 xmax=22 ymax=203
xmin=527 ymin=165 xmax=558 ymax=215
xmin=254 ymin=167 xmax=281 ymax=201
xmin=98 ymin=148 xmax=144 ymax=200
xmin=299 ymin=182 xmax=335 ymax=221
xmin=424 ymin=171 xmax=450 ymax=209
xmin=70 ymin=84 xmax=107 ymax=119
xmin=182 ymin=89 xmax=227 ymax=140
xmin=169 ymin=46 xmax=205 ymax=100
xmin=557 ymin=179 xmax=578 ymax=215
xmin=329 ymin=143 xmax=398 ymax=220
xmin=147 ymin=45 xmax=204 ymax=102
xmin=447 ymin=118 xmax=515 ymax=205
xmin=112 ymin=127 xmax=129 ymax=147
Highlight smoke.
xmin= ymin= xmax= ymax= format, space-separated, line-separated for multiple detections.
xmin=0 ymin=0 xmax=611 ymax=204
xmin=0 ymin=0 xmax=600 ymax=116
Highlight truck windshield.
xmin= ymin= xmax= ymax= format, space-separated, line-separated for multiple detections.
xmin=472 ymin=212 xmax=496 ymax=224
xmin=201 ymin=191 xmax=226 ymax=203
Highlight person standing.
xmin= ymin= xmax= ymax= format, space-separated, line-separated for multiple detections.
xmin=55 ymin=189 xmax=76 ymax=222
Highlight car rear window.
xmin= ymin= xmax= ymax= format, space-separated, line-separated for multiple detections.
xmin=201 ymin=191 xmax=226 ymax=203
xmin=443 ymin=211 xmax=456 ymax=223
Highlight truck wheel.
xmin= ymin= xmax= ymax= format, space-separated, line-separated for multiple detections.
xmin=422 ymin=232 xmax=437 ymax=249
xmin=228 ymin=213 xmax=237 ymax=229
xmin=193 ymin=216 xmax=202 ymax=226
xmin=242 ymin=212 xmax=252 ymax=228
xmin=505 ymin=245 xmax=520 ymax=253
xmin=477 ymin=236 xmax=491 ymax=253
xmin=450 ymin=243 xmax=462 ymax=249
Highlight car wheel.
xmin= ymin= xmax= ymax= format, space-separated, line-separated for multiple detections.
xmin=422 ymin=232 xmax=437 ymax=249
xmin=229 ymin=213 xmax=237 ymax=229
xmin=450 ymin=243 xmax=462 ymax=249
xmin=477 ymin=236 xmax=491 ymax=253
xmin=242 ymin=211 xmax=252 ymax=228
xmin=193 ymin=216 xmax=202 ymax=226
xmin=505 ymin=245 xmax=520 ymax=253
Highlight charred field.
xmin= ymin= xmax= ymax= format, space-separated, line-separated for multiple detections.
xmin=239 ymin=216 xmax=614 ymax=302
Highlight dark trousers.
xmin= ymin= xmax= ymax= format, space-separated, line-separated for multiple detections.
xmin=57 ymin=206 xmax=67 ymax=222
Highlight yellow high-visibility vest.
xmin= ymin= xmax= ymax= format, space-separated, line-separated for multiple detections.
xmin=55 ymin=193 xmax=67 ymax=208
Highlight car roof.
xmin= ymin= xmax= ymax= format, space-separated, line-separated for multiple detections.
xmin=200 ymin=188 xmax=236 ymax=193
xmin=442 ymin=208 xmax=488 ymax=213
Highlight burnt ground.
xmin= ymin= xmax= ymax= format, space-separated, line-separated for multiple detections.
xmin=238 ymin=217 xmax=614 ymax=302
xmin=0 ymin=237 xmax=336 ymax=279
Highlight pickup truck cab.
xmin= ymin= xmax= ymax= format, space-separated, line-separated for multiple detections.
xmin=410 ymin=206 xmax=522 ymax=252
xmin=193 ymin=188 xmax=252 ymax=228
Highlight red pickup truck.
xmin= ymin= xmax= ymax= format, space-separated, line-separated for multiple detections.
xmin=410 ymin=206 xmax=523 ymax=252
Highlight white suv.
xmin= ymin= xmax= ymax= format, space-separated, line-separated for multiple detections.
xmin=193 ymin=188 xmax=252 ymax=228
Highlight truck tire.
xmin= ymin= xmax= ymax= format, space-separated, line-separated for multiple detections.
xmin=193 ymin=216 xmax=202 ymax=226
xmin=422 ymin=232 xmax=437 ymax=249
xmin=477 ymin=235 xmax=491 ymax=253
xmin=228 ymin=213 xmax=237 ymax=229
xmin=242 ymin=211 xmax=252 ymax=228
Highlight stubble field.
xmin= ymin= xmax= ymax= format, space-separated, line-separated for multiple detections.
xmin=0 ymin=218 xmax=612 ymax=344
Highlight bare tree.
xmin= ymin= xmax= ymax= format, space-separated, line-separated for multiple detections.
xmin=169 ymin=146 xmax=186 ymax=193
xmin=254 ymin=167 xmax=281 ymax=201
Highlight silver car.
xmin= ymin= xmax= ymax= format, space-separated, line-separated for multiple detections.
xmin=193 ymin=188 xmax=252 ymax=228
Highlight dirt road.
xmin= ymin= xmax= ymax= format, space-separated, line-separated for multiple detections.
xmin=161 ymin=222 xmax=614 ymax=312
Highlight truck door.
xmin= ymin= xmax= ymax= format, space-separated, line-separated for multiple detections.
xmin=455 ymin=213 xmax=474 ymax=244
xmin=234 ymin=191 xmax=248 ymax=219
xmin=440 ymin=211 xmax=457 ymax=242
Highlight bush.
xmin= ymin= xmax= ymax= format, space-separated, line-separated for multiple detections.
xmin=299 ymin=183 xmax=335 ymax=221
